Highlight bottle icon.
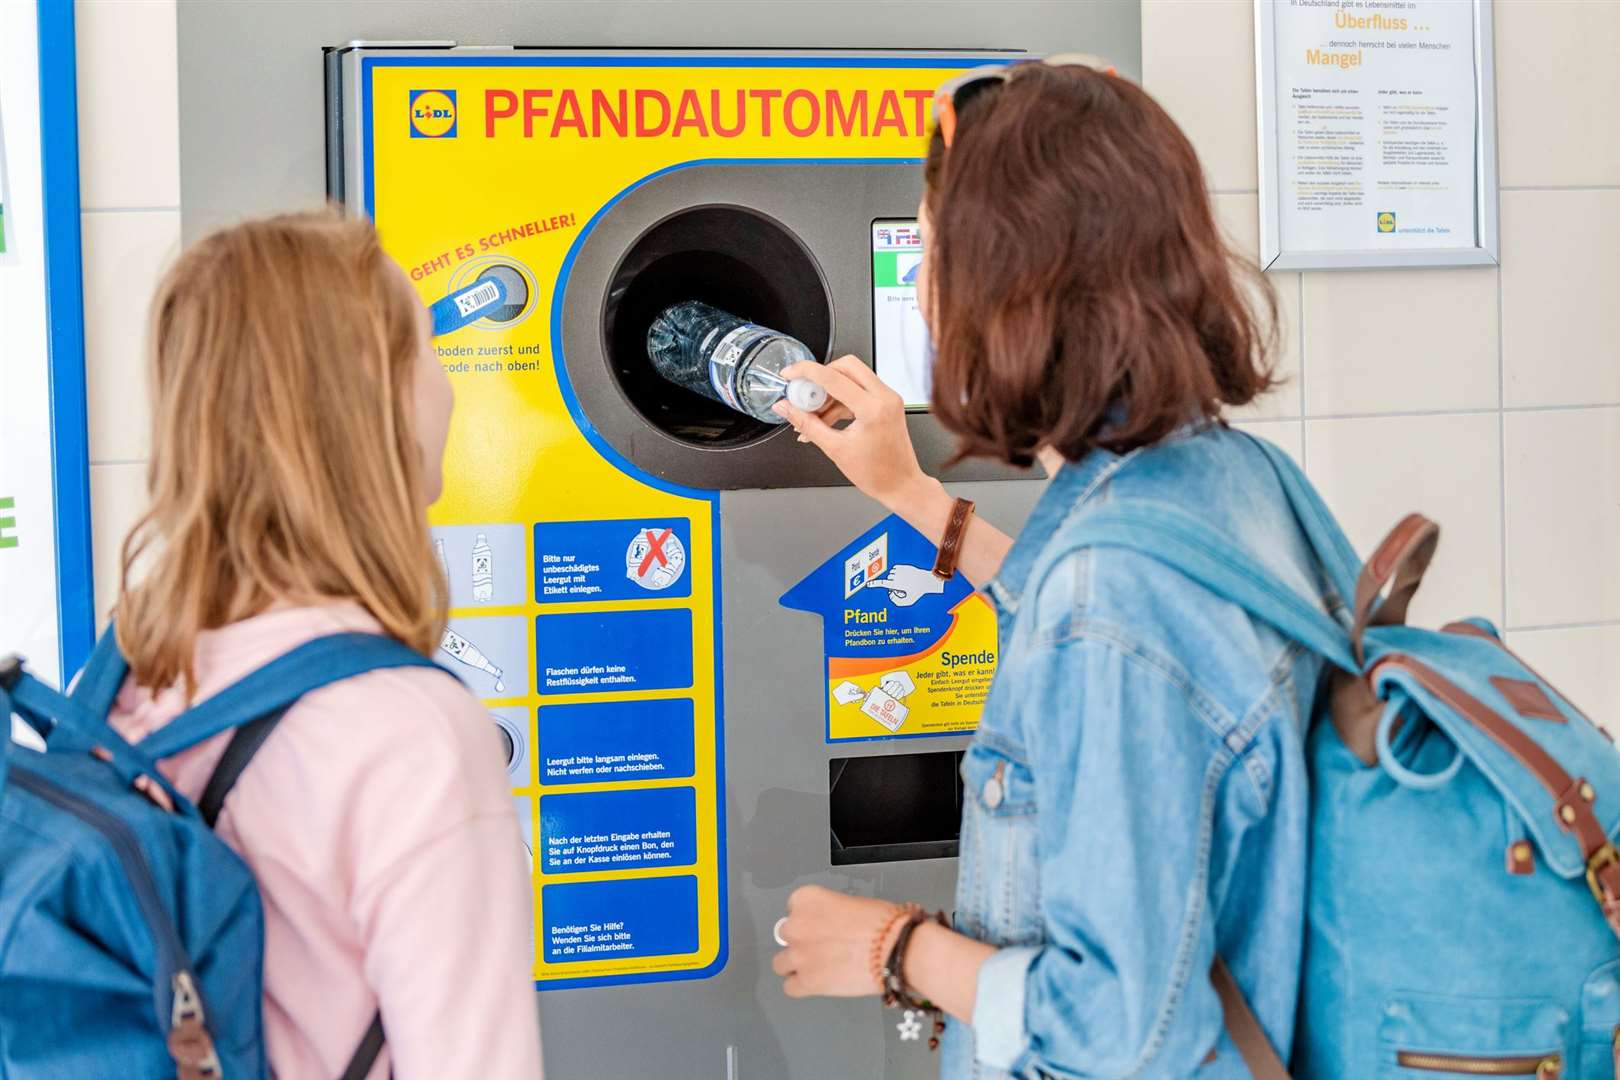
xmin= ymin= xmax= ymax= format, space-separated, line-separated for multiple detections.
xmin=433 ymin=538 xmax=451 ymax=586
xmin=471 ymin=533 xmax=494 ymax=602
xmin=440 ymin=627 xmax=506 ymax=693
xmin=646 ymin=301 xmax=828 ymax=424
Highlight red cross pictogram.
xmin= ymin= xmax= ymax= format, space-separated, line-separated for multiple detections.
xmin=637 ymin=528 xmax=674 ymax=577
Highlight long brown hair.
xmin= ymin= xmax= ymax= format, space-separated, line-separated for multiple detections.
xmin=923 ymin=63 xmax=1278 ymax=467
xmin=116 ymin=210 xmax=446 ymax=696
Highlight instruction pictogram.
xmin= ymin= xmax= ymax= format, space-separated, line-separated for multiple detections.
xmin=627 ymin=527 xmax=688 ymax=592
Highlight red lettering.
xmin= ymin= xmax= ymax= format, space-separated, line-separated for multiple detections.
xmin=671 ymin=89 xmax=710 ymax=137
xmin=592 ymin=89 xmax=628 ymax=137
xmin=710 ymin=89 xmax=746 ymax=137
xmin=903 ymin=89 xmax=932 ymax=136
xmin=635 ymin=89 xmax=671 ymax=137
xmin=783 ymin=89 xmax=820 ymax=137
xmin=827 ymin=89 xmax=867 ymax=137
xmin=873 ymin=89 xmax=905 ymax=136
xmin=485 ymin=89 xmax=518 ymax=137
xmin=522 ymin=88 xmax=552 ymax=138
xmin=554 ymin=89 xmax=587 ymax=137
xmin=748 ymin=88 xmax=782 ymax=136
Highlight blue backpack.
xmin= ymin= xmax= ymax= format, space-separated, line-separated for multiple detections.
xmin=0 ymin=631 xmax=441 ymax=1079
xmin=1074 ymin=436 xmax=1620 ymax=1079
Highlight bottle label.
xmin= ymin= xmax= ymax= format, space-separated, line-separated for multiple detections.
xmin=706 ymin=326 xmax=754 ymax=411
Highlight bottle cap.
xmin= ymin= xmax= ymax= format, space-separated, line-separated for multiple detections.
xmin=786 ymin=378 xmax=828 ymax=413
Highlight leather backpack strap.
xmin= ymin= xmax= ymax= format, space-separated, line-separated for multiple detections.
xmin=1349 ymin=513 xmax=1440 ymax=666
xmin=1211 ymin=959 xmax=1290 ymax=1079
xmin=1330 ymin=513 xmax=1441 ymax=765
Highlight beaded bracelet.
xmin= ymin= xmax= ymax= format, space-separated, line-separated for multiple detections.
xmin=879 ymin=909 xmax=950 ymax=1050
xmin=867 ymin=903 xmax=920 ymax=993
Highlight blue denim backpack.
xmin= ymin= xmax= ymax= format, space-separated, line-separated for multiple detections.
xmin=0 ymin=630 xmax=441 ymax=1079
xmin=1075 ymin=435 xmax=1620 ymax=1079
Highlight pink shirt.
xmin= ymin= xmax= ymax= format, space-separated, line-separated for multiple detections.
xmin=109 ymin=603 xmax=543 ymax=1079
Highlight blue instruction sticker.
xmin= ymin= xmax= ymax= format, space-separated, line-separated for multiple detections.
xmin=539 ymin=699 xmax=696 ymax=784
xmin=534 ymin=518 xmax=692 ymax=602
xmin=535 ymin=609 xmax=693 ymax=694
xmin=541 ymin=876 xmax=699 ymax=963
xmin=781 ymin=513 xmax=996 ymax=742
xmin=539 ymin=787 xmax=697 ymax=873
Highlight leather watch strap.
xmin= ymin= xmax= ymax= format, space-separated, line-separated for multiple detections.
xmin=932 ymin=498 xmax=976 ymax=581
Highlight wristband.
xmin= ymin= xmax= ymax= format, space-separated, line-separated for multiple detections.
xmin=931 ymin=498 xmax=977 ymax=581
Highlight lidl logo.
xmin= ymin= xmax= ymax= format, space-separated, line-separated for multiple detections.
xmin=1376 ymin=211 xmax=1396 ymax=234
xmin=410 ymin=90 xmax=457 ymax=138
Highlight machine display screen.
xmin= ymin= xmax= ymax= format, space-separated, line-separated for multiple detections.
xmin=870 ymin=220 xmax=932 ymax=409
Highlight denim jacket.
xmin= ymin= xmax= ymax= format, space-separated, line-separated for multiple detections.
xmin=941 ymin=425 xmax=1329 ymax=1079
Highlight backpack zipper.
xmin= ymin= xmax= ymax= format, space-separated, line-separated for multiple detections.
xmin=1396 ymin=1051 xmax=1560 ymax=1078
xmin=9 ymin=767 xmax=202 ymax=1025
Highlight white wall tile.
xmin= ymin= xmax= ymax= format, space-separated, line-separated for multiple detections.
xmin=74 ymin=0 xmax=180 ymax=209
xmin=1302 ymin=267 xmax=1499 ymax=416
xmin=89 ymin=462 xmax=148 ymax=631
xmin=1231 ymin=419 xmax=1303 ymax=465
xmin=1504 ymin=408 xmax=1620 ymax=628
xmin=1504 ymin=626 xmax=1620 ymax=735
xmin=1212 ymin=192 xmax=1301 ymax=420
xmin=82 ymin=209 xmax=179 ymax=463
xmin=1495 ymin=0 xmax=1620 ymax=189
xmin=1501 ymin=189 xmax=1620 ymax=408
xmin=1140 ymin=0 xmax=1257 ymax=192
xmin=1305 ymin=413 xmax=1502 ymax=628
xmin=1141 ymin=0 xmax=1620 ymax=739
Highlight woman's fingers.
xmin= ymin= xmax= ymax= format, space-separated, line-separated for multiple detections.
xmin=781 ymin=362 xmax=876 ymax=419
xmin=771 ymin=947 xmax=797 ymax=977
xmin=827 ymin=354 xmax=887 ymax=394
xmin=821 ymin=402 xmax=856 ymax=426
xmin=773 ymin=401 xmax=843 ymax=454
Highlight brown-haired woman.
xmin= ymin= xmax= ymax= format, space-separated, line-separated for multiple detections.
xmin=770 ymin=60 xmax=1322 ymax=1076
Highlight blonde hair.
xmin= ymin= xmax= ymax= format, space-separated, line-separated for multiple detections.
xmin=117 ymin=210 xmax=446 ymax=695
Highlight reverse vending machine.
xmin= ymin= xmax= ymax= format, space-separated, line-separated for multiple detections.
xmin=329 ymin=48 xmax=1047 ymax=1079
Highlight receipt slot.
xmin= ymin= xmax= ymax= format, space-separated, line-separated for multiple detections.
xmin=330 ymin=47 xmax=1045 ymax=1080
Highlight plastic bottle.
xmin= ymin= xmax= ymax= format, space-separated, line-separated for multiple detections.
xmin=433 ymin=538 xmax=451 ymax=584
xmin=439 ymin=627 xmax=506 ymax=693
xmin=471 ymin=533 xmax=494 ymax=602
xmin=646 ymin=301 xmax=828 ymax=424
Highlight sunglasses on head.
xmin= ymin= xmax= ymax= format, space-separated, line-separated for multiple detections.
xmin=932 ymin=53 xmax=1117 ymax=149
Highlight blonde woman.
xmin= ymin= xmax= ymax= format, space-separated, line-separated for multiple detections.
xmin=105 ymin=212 xmax=542 ymax=1077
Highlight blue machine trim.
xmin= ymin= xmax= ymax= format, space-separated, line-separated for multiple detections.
xmin=357 ymin=51 xmax=1011 ymax=992
xmin=37 ymin=0 xmax=95 ymax=677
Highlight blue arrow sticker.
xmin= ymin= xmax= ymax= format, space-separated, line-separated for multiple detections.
xmin=430 ymin=276 xmax=508 ymax=337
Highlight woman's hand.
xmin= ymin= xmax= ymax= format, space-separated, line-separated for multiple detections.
xmin=772 ymin=885 xmax=902 ymax=999
xmin=773 ymin=357 xmax=937 ymax=514
xmin=776 ymin=355 xmax=1017 ymax=586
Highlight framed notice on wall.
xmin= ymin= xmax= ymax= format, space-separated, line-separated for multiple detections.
xmin=0 ymin=0 xmax=93 ymax=686
xmin=1256 ymin=0 xmax=1499 ymax=270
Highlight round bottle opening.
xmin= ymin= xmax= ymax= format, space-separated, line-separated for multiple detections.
xmin=473 ymin=264 xmax=530 ymax=323
xmin=490 ymin=714 xmax=525 ymax=780
xmin=602 ymin=205 xmax=832 ymax=449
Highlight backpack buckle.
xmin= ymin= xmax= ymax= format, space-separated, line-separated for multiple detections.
xmin=1587 ymin=842 xmax=1620 ymax=910
xmin=0 ymin=654 xmax=23 ymax=692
